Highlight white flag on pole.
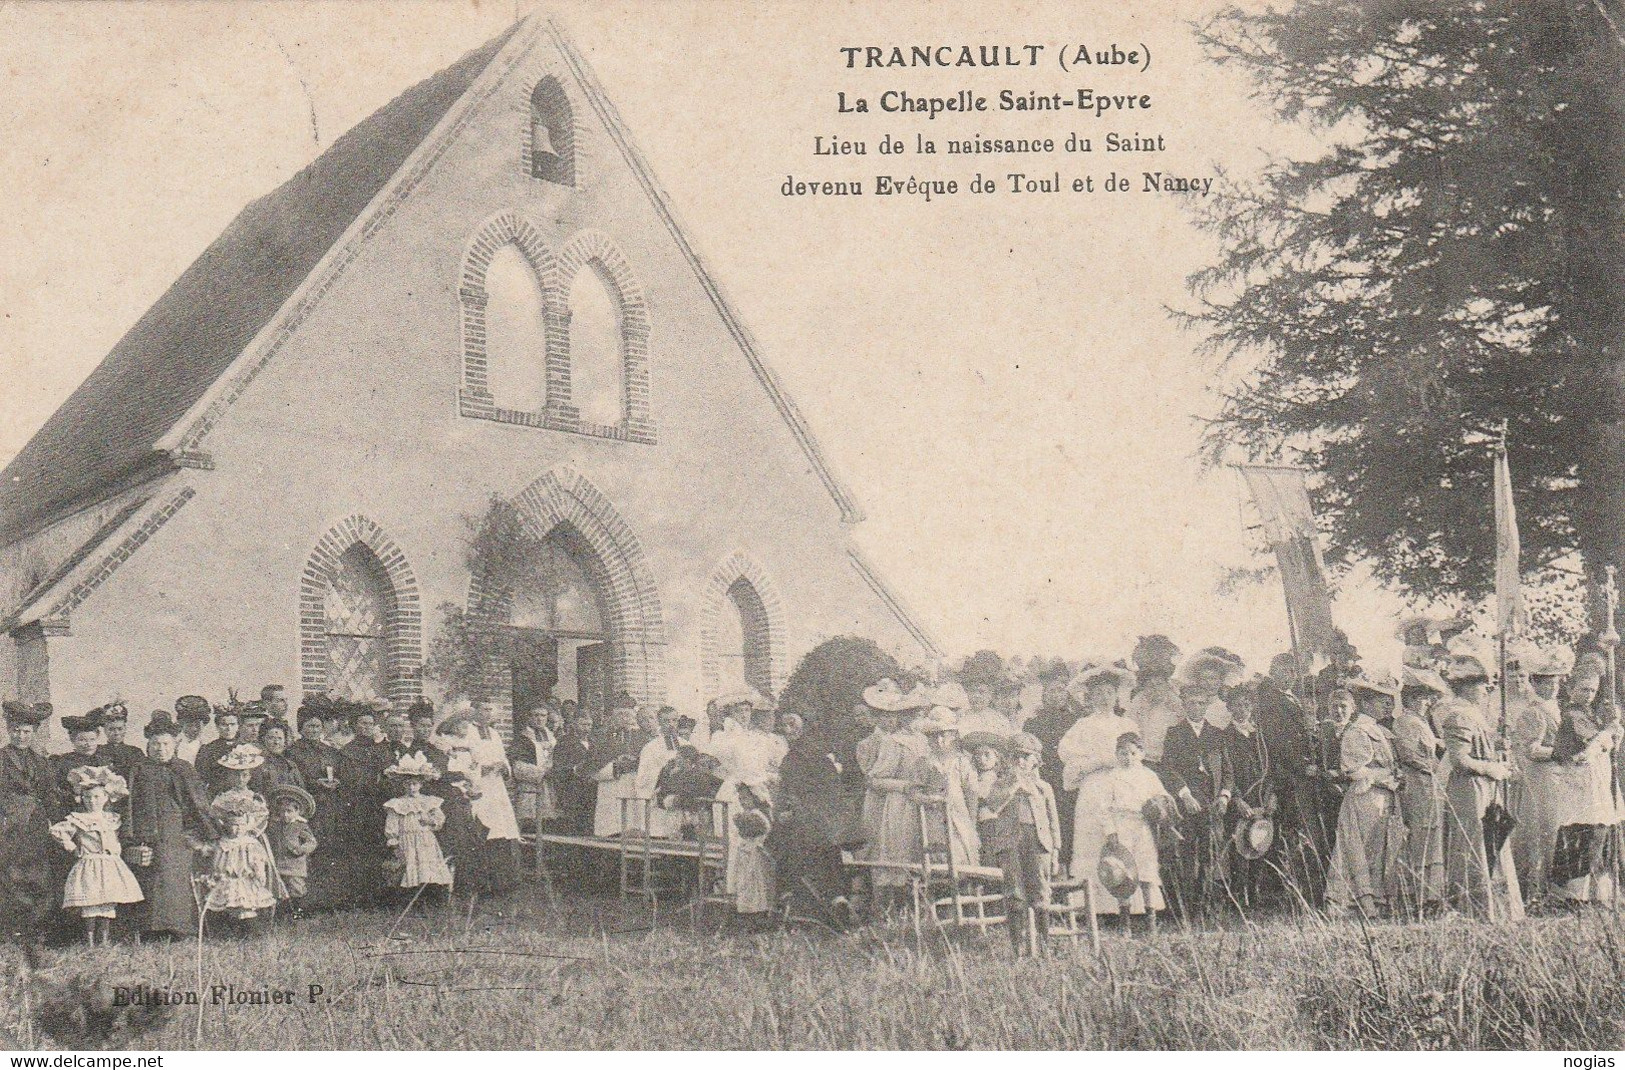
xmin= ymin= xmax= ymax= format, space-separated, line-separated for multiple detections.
xmin=1494 ymin=444 xmax=1527 ymax=639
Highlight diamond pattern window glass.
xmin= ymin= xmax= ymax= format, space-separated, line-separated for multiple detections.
xmin=325 ymin=544 xmax=394 ymax=704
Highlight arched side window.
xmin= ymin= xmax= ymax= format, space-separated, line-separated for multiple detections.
xmin=484 ymin=243 xmax=549 ymax=413
xmin=698 ymin=553 xmax=788 ymax=703
xmin=460 ymin=220 xmax=652 ymax=444
xmin=300 ymin=517 xmax=422 ymax=707
xmin=529 ymin=76 xmax=575 ymax=186
xmin=457 ymin=212 xmax=563 ymax=425
xmin=325 ymin=545 xmax=394 ymax=704
xmin=719 ymin=578 xmax=773 ymax=699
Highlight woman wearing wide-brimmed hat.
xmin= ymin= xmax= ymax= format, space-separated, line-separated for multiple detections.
xmin=1439 ymin=655 xmax=1524 ymax=920
xmin=1508 ymin=651 xmax=1570 ymax=902
xmin=858 ymin=679 xmax=931 ymax=905
xmin=0 ymin=701 xmax=59 ymax=942
xmin=1393 ymin=666 xmax=1451 ymax=913
xmin=1323 ymin=673 xmax=1403 ymax=918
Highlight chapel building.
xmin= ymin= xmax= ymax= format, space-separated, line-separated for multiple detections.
xmin=0 ymin=14 xmax=937 ymax=731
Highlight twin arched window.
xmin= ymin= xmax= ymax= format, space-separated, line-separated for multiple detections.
xmin=461 ymin=220 xmax=651 ymax=442
xmin=481 ymin=245 xmax=627 ymax=429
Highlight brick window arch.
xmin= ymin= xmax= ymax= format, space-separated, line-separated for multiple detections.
xmin=457 ymin=220 xmax=653 ymax=444
xmin=528 ymin=76 xmax=575 ymax=186
xmin=464 ymin=466 xmax=668 ymax=729
xmin=457 ymin=211 xmax=565 ymax=424
xmin=300 ymin=516 xmax=422 ymax=707
xmin=559 ymin=230 xmax=653 ymax=442
xmin=699 ymin=552 xmax=788 ymax=702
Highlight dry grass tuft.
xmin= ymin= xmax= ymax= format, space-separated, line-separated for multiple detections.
xmin=3 ymin=895 xmax=1623 ymax=1050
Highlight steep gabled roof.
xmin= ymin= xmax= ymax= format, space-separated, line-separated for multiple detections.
xmin=543 ymin=18 xmax=865 ymax=525
xmin=0 ymin=23 xmax=518 ymax=545
xmin=3 ymin=13 xmax=872 ymax=541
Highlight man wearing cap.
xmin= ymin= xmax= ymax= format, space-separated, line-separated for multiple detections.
xmin=980 ymin=732 xmax=1061 ymax=955
xmin=95 ymin=704 xmax=145 ymax=784
xmin=126 ymin=715 xmax=215 ymax=939
xmin=0 ymin=701 xmax=59 ymax=942
xmin=173 ymin=696 xmax=212 ymax=766
xmin=1438 ymin=654 xmax=1524 ymax=920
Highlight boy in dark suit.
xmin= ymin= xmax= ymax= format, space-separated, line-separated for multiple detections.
xmin=979 ymin=732 xmax=1061 ymax=956
xmin=1160 ymin=683 xmax=1233 ymax=920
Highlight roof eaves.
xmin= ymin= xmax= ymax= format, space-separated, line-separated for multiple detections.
xmin=847 ymin=545 xmax=943 ymax=660
xmin=155 ymin=17 xmax=542 ymax=460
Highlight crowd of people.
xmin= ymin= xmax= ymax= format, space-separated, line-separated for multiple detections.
xmin=760 ymin=630 xmax=1621 ymax=950
xmin=0 ymin=623 xmax=1619 ymax=952
xmin=0 ymin=688 xmax=527 ymax=945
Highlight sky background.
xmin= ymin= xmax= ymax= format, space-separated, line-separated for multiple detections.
xmin=0 ymin=0 xmax=1418 ymax=673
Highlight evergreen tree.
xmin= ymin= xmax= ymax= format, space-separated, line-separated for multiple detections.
xmin=1187 ymin=1 xmax=1625 ymax=625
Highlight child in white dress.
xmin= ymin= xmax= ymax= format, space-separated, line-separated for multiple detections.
xmin=384 ymin=752 xmax=453 ymax=902
xmin=731 ymin=781 xmax=776 ymax=929
xmin=1095 ymin=732 xmax=1174 ymax=918
xmin=51 ymin=766 xmax=144 ymax=946
xmin=203 ymin=744 xmax=286 ymax=933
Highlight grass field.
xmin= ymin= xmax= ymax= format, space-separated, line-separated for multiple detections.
xmin=6 ymin=890 xmax=1625 ymax=1050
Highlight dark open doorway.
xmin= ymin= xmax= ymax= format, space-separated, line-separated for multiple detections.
xmin=506 ymin=525 xmax=614 ymax=723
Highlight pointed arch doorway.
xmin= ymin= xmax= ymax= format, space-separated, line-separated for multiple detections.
xmin=507 ymin=526 xmax=614 ymax=721
xmin=478 ymin=467 xmax=667 ymax=726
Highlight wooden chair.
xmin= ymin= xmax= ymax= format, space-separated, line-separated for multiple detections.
xmin=914 ymin=797 xmax=1006 ymax=930
xmin=1043 ymin=875 xmax=1102 ymax=953
xmin=618 ymin=796 xmax=657 ymax=904
xmin=693 ymin=799 xmax=733 ymax=925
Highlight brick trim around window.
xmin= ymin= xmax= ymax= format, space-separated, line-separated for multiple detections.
xmin=457 ymin=215 xmax=654 ymax=445
xmin=697 ymin=550 xmax=788 ymax=702
xmin=299 ymin=515 xmax=423 ymax=708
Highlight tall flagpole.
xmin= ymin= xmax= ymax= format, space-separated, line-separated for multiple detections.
xmin=1495 ymin=423 xmax=1511 ymax=758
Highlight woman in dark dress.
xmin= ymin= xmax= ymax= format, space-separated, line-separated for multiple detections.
xmin=0 ymin=702 xmax=60 ymax=943
xmin=252 ymin=721 xmax=307 ymax=795
xmin=286 ymin=704 xmax=346 ymax=910
xmin=125 ymin=715 xmax=216 ymax=939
